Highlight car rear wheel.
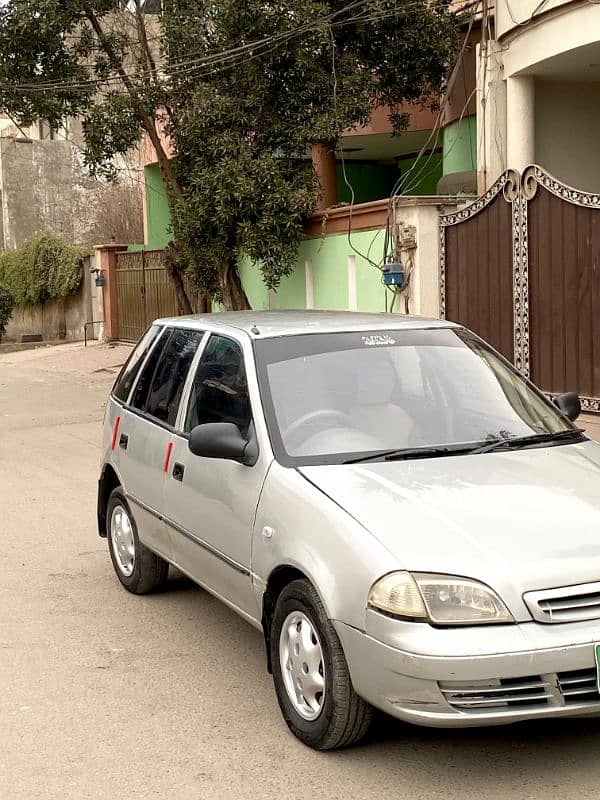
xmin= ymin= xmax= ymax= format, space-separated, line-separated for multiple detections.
xmin=270 ymin=579 xmax=373 ymax=750
xmin=106 ymin=488 xmax=168 ymax=594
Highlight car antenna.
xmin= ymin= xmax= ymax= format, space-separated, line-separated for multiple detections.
xmin=251 ymin=325 xmax=260 ymax=335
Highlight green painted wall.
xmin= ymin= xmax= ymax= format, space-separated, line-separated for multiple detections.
xmin=145 ymin=163 xmax=173 ymax=249
xmin=240 ymin=229 xmax=388 ymax=312
xmin=144 ymin=163 xmax=389 ymax=312
xmin=336 ymin=161 xmax=399 ymax=204
xmin=396 ymin=152 xmax=443 ymax=195
xmin=442 ymin=115 xmax=476 ymax=175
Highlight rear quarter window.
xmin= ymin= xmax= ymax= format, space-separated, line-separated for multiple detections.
xmin=145 ymin=328 xmax=204 ymax=426
xmin=112 ymin=325 xmax=162 ymax=403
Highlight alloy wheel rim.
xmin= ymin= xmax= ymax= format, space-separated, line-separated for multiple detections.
xmin=279 ymin=611 xmax=326 ymax=721
xmin=110 ymin=505 xmax=135 ymax=577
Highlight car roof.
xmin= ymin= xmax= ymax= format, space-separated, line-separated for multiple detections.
xmin=153 ymin=310 xmax=458 ymax=339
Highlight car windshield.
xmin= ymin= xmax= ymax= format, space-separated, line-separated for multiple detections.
xmin=254 ymin=327 xmax=575 ymax=466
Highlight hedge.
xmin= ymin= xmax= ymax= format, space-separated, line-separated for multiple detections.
xmin=0 ymin=232 xmax=88 ymax=308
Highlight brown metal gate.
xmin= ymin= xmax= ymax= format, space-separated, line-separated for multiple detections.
xmin=440 ymin=165 xmax=600 ymax=412
xmin=441 ymin=173 xmax=516 ymax=363
xmin=116 ymin=249 xmax=183 ymax=342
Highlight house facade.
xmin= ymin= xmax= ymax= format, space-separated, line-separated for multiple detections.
xmin=139 ymin=5 xmax=479 ymax=315
xmin=134 ymin=1 xmax=600 ymax=402
xmin=477 ymin=0 xmax=600 ymax=193
xmin=440 ymin=0 xmax=600 ymax=414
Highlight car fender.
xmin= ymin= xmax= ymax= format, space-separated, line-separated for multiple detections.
xmin=97 ymin=400 xmax=126 ymax=537
xmin=252 ymin=461 xmax=399 ymax=631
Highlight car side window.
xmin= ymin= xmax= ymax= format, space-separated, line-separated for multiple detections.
xmin=112 ymin=325 xmax=161 ymax=403
xmin=184 ymin=334 xmax=252 ymax=435
xmin=143 ymin=328 xmax=205 ymax=426
xmin=131 ymin=327 xmax=172 ymax=411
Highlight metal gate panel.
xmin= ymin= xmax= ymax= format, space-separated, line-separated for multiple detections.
xmin=440 ymin=165 xmax=600 ymax=412
xmin=440 ymin=171 xmax=517 ymax=363
xmin=524 ymin=167 xmax=600 ymax=409
xmin=115 ymin=249 xmax=184 ymax=343
xmin=116 ymin=252 xmax=146 ymax=342
xmin=143 ymin=249 xmax=179 ymax=324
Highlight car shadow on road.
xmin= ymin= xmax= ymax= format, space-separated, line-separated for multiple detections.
xmin=154 ymin=569 xmax=600 ymax=785
xmin=163 ymin=567 xmax=199 ymax=592
xmin=351 ymin=711 xmax=600 ymax=789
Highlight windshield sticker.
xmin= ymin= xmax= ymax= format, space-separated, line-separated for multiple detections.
xmin=361 ymin=334 xmax=396 ymax=346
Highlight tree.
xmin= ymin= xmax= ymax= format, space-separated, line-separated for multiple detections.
xmin=0 ymin=0 xmax=457 ymax=311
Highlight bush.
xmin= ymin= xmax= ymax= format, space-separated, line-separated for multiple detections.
xmin=0 ymin=285 xmax=14 ymax=342
xmin=0 ymin=232 xmax=88 ymax=308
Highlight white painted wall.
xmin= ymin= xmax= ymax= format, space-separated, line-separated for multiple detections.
xmin=392 ymin=198 xmax=462 ymax=318
xmin=477 ymin=0 xmax=600 ymax=191
xmin=498 ymin=2 xmax=600 ymax=78
xmin=496 ymin=0 xmax=571 ymax=40
xmin=536 ymin=79 xmax=600 ymax=192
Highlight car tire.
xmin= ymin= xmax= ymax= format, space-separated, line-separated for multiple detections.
xmin=270 ymin=579 xmax=373 ymax=750
xmin=106 ymin=487 xmax=169 ymax=594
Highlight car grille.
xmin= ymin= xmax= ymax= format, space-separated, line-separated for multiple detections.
xmin=524 ymin=581 xmax=600 ymax=623
xmin=558 ymin=668 xmax=599 ymax=704
xmin=439 ymin=668 xmax=600 ymax=713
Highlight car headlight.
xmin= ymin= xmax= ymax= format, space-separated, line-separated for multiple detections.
xmin=368 ymin=571 xmax=513 ymax=625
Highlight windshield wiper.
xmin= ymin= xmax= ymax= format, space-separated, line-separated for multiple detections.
xmin=471 ymin=428 xmax=586 ymax=455
xmin=343 ymin=443 xmax=481 ymax=465
xmin=343 ymin=428 xmax=587 ymax=464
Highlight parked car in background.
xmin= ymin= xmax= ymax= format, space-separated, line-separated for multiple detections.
xmin=98 ymin=311 xmax=600 ymax=750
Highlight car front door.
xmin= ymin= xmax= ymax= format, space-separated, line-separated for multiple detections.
xmin=119 ymin=325 xmax=204 ymax=562
xmin=163 ymin=331 xmax=270 ymax=622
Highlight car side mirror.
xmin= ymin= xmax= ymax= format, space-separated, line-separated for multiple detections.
xmin=188 ymin=422 xmax=257 ymax=465
xmin=552 ymin=392 xmax=581 ymax=421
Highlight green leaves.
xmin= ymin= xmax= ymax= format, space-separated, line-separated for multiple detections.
xmin=0 ymin=232 xmax=87 ymax=307
xmin=163 ymin=0 xmax=456 ymax=306
xmin=0 ymin=0 xmax=457 ymax=309
xmin=0 ymin=285 xmax=14 ymax=341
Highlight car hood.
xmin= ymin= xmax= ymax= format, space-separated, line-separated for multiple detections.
xmin=299 ymin=441 xmax=600 ymax=612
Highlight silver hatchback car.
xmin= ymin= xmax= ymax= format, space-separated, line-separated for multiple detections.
xmin=98 ymin=311 xmax=600 ymax=749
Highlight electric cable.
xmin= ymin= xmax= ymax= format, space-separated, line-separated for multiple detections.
xmin=0 ymin=0 xmax=461 ymax=95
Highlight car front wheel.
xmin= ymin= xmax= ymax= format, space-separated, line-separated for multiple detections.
xmin=106 ymin=488 xmax=168 ymax=594
xmin=270 ymin=579 xmax=373 ymax=750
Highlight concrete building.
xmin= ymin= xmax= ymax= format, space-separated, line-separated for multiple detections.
xmin=0 ymin=115 xmax=143 ymax=251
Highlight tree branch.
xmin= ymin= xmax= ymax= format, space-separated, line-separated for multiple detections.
xmin=79 ymin=0 xmax=191 ymax=314
xmin=133 ymin=0 xmax=159 ymax=81
xmin=133 ymin=0 xmax=174 ymax=120
xmin=79 ymin=0 xmax=182 ymax=201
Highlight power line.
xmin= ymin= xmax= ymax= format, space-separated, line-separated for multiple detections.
xmin=389 ymin=1 xmax=480 ymax=201
xmin=0 ymin=0 xmax=459 ymax=96
xmin=0 ymin=0 xmax=373 ymax=94
xmin=317 ymin=0 xmax=482 ymax=314
xmin=343 ymin=0 xmax=482 ymax=289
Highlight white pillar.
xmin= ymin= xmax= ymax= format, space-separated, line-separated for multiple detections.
xmin=304 ymin=260 xmax=314 ymax=309
xmin=506 ymin=75 xmax=535 ymax=173
xmin=347 ymin=255 xmax=357 ymax=311
xmin=476 ymin=40 xmax=507 ymax=192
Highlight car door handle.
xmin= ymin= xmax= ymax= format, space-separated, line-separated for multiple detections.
xmin=119 ymin=433 xmax=129 ymax=450
xmin=172 ymin=462 xmax=185 ymax=482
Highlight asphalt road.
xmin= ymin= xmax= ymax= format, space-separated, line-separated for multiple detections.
xmin=2 ymin=341 xmax=600 ymax=800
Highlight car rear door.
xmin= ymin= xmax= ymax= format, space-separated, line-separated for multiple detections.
xmin=115 ymin=325 xmax=204 ymax=562
xmin=162 ymin=331 xmax=271 ymax=622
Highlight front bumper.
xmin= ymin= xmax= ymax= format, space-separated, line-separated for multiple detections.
xmin=333 ymin=611 xmax=600 ymax=727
